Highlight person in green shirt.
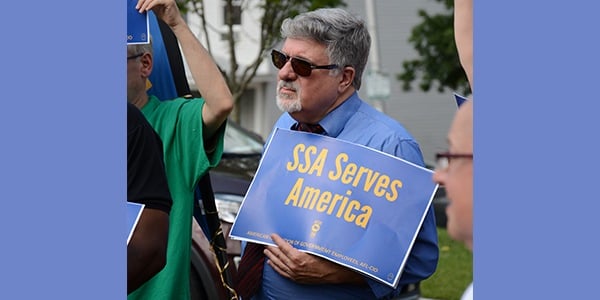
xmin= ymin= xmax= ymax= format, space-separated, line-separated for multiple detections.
xmin=127 ymin=103 xmax=171 ymax=294
xmin=127 ymin=0 xmax=234 ymax=298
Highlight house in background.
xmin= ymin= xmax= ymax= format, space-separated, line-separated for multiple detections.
xmin=182 ymin=0 xmax=461 ymax=163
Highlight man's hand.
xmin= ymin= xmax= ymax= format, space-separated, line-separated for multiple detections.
xmin=264 ymin=234 xmax=366 ymax=285
xmin=136 ymin=0 xmax=233 ymax=138
xmin=136 ymin=0 xmax=184 ymax=29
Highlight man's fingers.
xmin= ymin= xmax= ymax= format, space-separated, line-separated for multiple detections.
xmin=271 ymin=233 xmax=294 ymax=255
xmin=265 ymin=247 xmax=294 ymax=278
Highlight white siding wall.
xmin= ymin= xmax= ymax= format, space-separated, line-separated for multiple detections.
xmin=343 ymin=0 xmax=459 ymax=163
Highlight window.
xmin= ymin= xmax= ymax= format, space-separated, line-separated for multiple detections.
xmin=223 ymin=1 xmax=242 ymax=25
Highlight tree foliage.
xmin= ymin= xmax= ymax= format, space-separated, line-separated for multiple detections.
xmin=178 ymin=0 xmax=345 ymax=107
xmin=397 ymin=0 xmax=471 ymax=96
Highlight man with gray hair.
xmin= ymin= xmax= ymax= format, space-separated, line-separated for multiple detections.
xmin=235 ymin=8 xmax=438 ymax=300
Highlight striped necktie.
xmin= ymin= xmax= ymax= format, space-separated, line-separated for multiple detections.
xmin=294 ymin=122 xmax=325 ymax=134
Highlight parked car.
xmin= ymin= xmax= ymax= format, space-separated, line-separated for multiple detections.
xmin=205 ymin=122 xmax=450 ymax=274
xmin=203 ymin=121 xmax=264 ymax=272
xmin=189 ymin=221 xmax=231 ymax=300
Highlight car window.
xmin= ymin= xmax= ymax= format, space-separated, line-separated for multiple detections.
xmin=223 ymin=121 xmax=264 ymax=155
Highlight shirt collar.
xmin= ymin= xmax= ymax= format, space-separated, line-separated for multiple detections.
xmin=318 ymin=91 xmax=361 ymax=138
xmin=140 ymin=95 xmax=160 ymax=114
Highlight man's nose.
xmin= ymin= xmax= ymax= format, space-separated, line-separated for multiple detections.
xmin=278 ymin=59 xmax=298 ymax=81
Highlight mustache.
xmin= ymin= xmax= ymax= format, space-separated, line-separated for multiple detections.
xmin=278 ymin=80 xmax=298 ymax=91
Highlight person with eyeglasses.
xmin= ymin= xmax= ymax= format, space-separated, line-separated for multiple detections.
xmin=431 ymin=1 xmax=473 ymax=299
xmin=234 ymin=8 xmax=438 ymax=300
xmin=127 ymin=0 xmax=234 ymax=299
xmin=433 ymin=100 xmax=473 ymax=300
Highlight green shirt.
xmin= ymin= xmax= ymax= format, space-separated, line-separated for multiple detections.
xmin=128 ymin=95 xmax=225 ymax=300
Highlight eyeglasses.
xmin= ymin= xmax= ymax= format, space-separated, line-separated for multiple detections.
xmin=435 ymin=151 xmax=473 ymax=170
xmin=127 ymin=53 xmax=144 ymax=60
xmin=271 ymin=49 xmax=338 ymax=77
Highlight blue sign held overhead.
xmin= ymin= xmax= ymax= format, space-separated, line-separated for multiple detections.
xmin=127 ymin=0 xmax=149 ymax=44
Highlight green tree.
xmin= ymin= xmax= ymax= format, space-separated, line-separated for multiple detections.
xmin=397 ymin=0 xmax=471 ymax=96
xmin=178 ymin=0 xmax=345 ymax=108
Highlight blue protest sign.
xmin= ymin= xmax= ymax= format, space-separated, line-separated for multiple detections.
xmin=127 ymin=202 xmax=144 ymax=244
xmin=127 ymin=0 xmax=149 ymax=44
xmin=229 ymin=128 xmax=438 ymax=288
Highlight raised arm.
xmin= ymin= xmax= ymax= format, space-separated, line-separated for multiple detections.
xmin=454 ymin=0 xmax=473 ymax=90
xmin=137 ymin=0 xmax=234 ymax=138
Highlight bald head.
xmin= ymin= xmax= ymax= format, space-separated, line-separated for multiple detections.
xmin=449 ymin=100 xmax=473 ymax=154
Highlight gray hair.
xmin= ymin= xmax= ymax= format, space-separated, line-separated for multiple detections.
xmin=280 ymin=8 xmax=371 ymax=90
xmin=127 ymin=36 xmax=154 ymax=57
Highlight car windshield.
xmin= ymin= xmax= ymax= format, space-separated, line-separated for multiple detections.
xmin=223 ymin=121 xmax=264 ymax=155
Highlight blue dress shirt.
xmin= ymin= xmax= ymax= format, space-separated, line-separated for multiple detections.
xmin=255 ymin=92 xmax=439 ymax=299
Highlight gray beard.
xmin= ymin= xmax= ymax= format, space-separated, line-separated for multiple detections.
xmin=276 ymin=80 xmax=302 ymax=113
xmin=276 ymin=95 xmax=302 ymax=113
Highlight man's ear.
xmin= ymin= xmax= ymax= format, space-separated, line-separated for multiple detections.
xmin=338 ymin=66 xmax=355 ymax=93
xmin=140 ymin=53 xmax=153 ymax=78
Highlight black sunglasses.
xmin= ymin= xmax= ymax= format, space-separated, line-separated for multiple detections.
xmin=271 ymin=49 xmax=338 ymax=77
